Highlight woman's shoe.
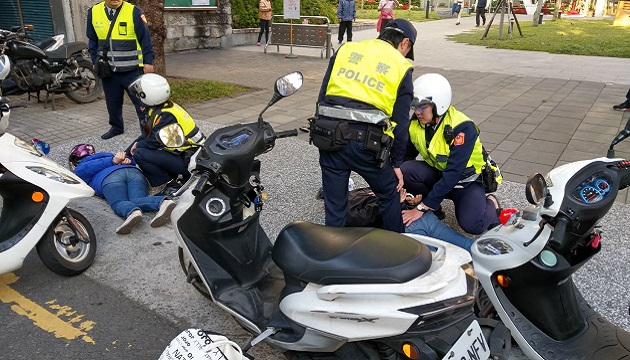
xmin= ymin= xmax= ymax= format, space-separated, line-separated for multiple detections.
xmin=256 ymin=42 xmax=261 ymax=46
xmin=116 ymin=210 xmax=142 ymax=234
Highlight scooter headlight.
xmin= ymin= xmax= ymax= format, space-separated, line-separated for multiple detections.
xmin=27 ymin=166 xmax=80 ymax=184
xmin=14 ymin=137 xmax=41 ymax=156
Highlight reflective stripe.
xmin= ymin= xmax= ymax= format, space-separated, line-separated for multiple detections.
xmin=110 ymin=50 xmax=141 ymax=56
xmin=318 ymin=105 xmax=388 ymax=125
xmin=189 ymin=131 xmax=205 ymax=143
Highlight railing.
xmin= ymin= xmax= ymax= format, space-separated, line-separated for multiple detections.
xmin=264 ymin=15 xmax=334 ymax=58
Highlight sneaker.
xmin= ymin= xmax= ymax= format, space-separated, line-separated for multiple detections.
xmin=613 ymin=101 xmax=630 ymax=111
xmin=456 ymin=22 xmax=460 ymax=25
xmin=116 ymin=210 xmax=142 ymax=234
xmin=150 ymin=199 xmax=176 ymax=227
xmin=256 ymin=42 xmax=261 ymax=46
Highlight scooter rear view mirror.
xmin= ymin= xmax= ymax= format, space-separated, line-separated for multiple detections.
xmin=525 ymin=173 xmax=547 ymax=205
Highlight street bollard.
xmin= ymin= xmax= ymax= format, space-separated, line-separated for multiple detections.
xmin=326 ymin=27 xmax=331 ymax=58
xmin=557 ymin=10 xmax=561 ymax=18
xmin=538 ymin=13 xmax=543 ymax=23
xmin=426 ymin=0 xmax=430 ymax=18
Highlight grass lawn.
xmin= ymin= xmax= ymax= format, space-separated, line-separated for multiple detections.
xmin=167 ymin=78 xmax=250 ymax=106
xmin=448 ymin=19 xmax=630 ymax=58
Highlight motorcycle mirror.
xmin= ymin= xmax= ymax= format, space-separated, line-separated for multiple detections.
xmin=525 ymin=173 xmax=548 ymax=205
xmin=274 ymin=71 xmax=303 ymax=98
xmin=258 ymin=71 xmax=304 ymax=128
xmin=157 ymin=123 xmax=186 ymax=148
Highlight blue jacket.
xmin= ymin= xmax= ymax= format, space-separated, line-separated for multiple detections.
xmin=338 ymin=0 xmax=356 ymax=21
xmin=74 ymin=153 xmax=137 ymax=197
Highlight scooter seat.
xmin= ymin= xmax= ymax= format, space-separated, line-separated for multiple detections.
xmin=272 ymin=221 xmax=432 ymax=285
xmin=46 ymin=42 xmax=87 ymax=60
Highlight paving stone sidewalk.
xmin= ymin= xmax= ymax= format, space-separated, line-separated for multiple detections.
xmin=6 ymin=17 xmax=630 ymax=202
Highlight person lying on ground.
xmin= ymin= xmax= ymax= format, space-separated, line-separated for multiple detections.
xmin=70 ymin=144 xmax=176 ymax=234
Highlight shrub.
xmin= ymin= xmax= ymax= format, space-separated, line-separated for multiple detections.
xmin=232 ymin=0 xmax=338 ymax=29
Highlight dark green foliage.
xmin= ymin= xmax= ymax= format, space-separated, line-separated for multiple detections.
xmin=231 ymin=0 xmax=339 ymax=28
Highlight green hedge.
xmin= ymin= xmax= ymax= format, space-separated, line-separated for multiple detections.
xmin=232 ymin=0 xmax=339 ymax=28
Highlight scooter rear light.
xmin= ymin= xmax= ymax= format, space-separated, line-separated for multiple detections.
xmin=31 ymin=191 xmax=44 ymax=202
xmin=402 ymin=343 xmax=419 ymax=359
xmin=496 ymin=274 xmax=510 ymax=287
xmin=499 ymin=208 xmax=520 ymax=225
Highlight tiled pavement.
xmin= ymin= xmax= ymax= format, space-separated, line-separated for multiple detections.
xmin=7 ymin=15 xmax=630 ymax=202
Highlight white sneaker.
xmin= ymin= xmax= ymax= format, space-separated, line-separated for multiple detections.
xmin=116 ymin=210 xmax=143 ymax=234
xmin=150 ymin=199 xmax=176 ymax=228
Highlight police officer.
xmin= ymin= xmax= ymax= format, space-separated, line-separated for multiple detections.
xmin=314 ymin=19 xmax=416 ymax=233
xmin=86 ymin=0 xmax=154 ymax=140
xmin=126 ymin=74 xmax=204 ymax=194
xmin=400 ymin=73 xmax=502 ymax=235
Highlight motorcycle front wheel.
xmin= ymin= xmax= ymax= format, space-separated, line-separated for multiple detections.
xmin=36 ymin=208 xmax=97 ymax=276
xmin=64 ymin=59 xmax=103 ymax=104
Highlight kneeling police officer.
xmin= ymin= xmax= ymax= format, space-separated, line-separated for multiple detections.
xmin=312 ymin=19 xmax=416 ymax=232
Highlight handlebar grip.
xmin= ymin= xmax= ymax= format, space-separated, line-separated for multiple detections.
xmin=192 ymin=172 xmax=211 ymax=197
xmin=276 ymin=129 xmax=299 ymax=138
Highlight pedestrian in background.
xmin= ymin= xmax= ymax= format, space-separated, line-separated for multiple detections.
xmin=337 ymin=0 xmax=356 ymax=44
xmin=475 ymin=0 xmax=489 ymax=26
xmin=257 ymin=0 xmax=272 ymax=46
xmin=377 ymin=0 xmax=399 ymax=33
xmin=86 ymin=0 xmax=155 ymax=140
xmin=613 ymin=88 xmax=630 ymax=111
xmin=454 ymin=0 xmax=464 ymax=25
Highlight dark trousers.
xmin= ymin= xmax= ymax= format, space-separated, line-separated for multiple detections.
xmin=133 ymin=147 xmax=189 ymax=187
xmin=379 ymin=18 xmax=392 ymax=34
xmin=476 ymin=7 xmax=486 ymax=25
xmin=338 ymin=21 xmax=353 ymax=42
xmin=400 ymin=160 xmax=498 ymax=235
xmin=258 ymin=19 xmax=270 ymax=43
xmin=319 ymin=135 xmax=404 ymax=233
xmin=102 ymin=67 xmax=145 ymax=134
xmin=626 ymin=87 xmax=630 ymax=100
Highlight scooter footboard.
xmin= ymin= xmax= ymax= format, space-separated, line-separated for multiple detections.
xmin=497 ymin=287 xmax=630 ymax=359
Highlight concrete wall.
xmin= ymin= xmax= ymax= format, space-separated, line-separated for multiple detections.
xmin=68 ymin=0 xmax=234 ymax=53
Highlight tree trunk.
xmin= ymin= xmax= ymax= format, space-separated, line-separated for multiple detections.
xmin=553 ymin=0 xmax=562 ymax=18
xmin=130 ymin=0 xmax=167 ymax=75
xmin=532 ymin=0 xmax=544 ymax=25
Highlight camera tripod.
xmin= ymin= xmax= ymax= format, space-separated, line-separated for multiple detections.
xmin=480 ymin=0 xmax=523 ymax=40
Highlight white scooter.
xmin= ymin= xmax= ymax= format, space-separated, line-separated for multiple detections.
xmin=0 ymin=54 xmax=97 ymax=276
xmin=472 ymin=119 xmax=630 ymax=358
xmin=166 ymin=72 xmax=511 ymax=359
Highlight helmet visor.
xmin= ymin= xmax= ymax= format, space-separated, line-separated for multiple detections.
xmin=410 ymin=97 xmax=433 ymax=111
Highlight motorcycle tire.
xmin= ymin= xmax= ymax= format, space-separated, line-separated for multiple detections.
xmin=36 ymin=208 xmax=97 ymax=276
xmin=64 ymin=59 xmax=103 ymax=104
xmin=178 ymin=246 xmax=213 ymax=300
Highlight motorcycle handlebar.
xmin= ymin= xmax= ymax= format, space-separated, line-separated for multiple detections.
xmin=276 ymin=129 xmax=298 ymax=139
xmin=192 ymin=172 xmax=211 ymax=197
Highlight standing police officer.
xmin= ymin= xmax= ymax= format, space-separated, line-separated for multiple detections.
xmin=313 ymin=19 xmax=416 ymax=233
xmin=401 ymin=73 xmax=502 ymax=235
xmin=87 ymin=0 xmax=154 ymax=140
xmin=127 ymin=74 xmax=204 ymax=195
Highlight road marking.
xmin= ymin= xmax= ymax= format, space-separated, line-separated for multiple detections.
xmin=0 ymin=272 xmax=96 ymax=344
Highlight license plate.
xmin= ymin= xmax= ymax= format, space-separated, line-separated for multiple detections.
xmin=442 ymin=320 xmax=490 ymax=360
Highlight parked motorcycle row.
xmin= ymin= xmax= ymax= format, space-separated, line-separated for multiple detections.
xmin=0 ymin=25 xmax=103 ymax=106
xmin=1 ymin=45 xmax=629 ymax=359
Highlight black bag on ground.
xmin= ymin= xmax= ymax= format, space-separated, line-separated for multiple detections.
xmin=346 ymin=187 xmax=382 ymax=227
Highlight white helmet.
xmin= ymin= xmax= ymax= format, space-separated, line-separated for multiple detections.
xmin=412 ymin=73 xmax=452 ymax=117
xmin=129 ymin=73 xmax=171 ymax=106
xmin=0 ymin=54 xmax=10 ymax=81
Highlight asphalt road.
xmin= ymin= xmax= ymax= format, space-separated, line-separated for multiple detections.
xmin=2 ymin=119 xmax=630 ymax=360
